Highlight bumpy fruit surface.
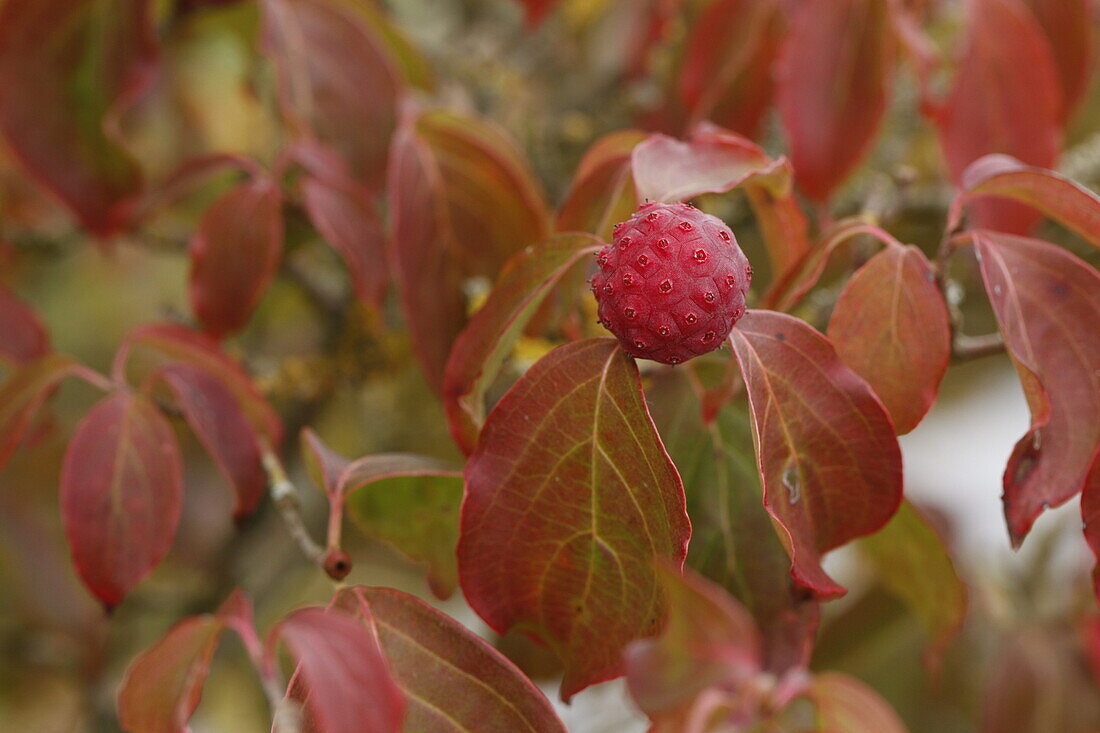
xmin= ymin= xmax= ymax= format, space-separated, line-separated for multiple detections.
xmin=591 ymin=202 xmax=752 ymax=365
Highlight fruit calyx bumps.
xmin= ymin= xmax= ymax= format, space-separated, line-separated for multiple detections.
xmin=591 ymin=202 xmax=752 ymax=365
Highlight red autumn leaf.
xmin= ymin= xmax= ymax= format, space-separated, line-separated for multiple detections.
xmin=1021 ymin=0 xmax=1094 ymax=120
xmin=728 ymin=310 xmax=903 ymax=598
xmin=630 ymin=124 xmax=810 ymax=282
xmin=858 ymin=500 xmax=969 ymax=666
xmin=776 ymin=0 xmax=896 ymax=202
xmin=972 ymin=231 xmax=1100 ymax=546
xmin=827 ymin=243 xmax=951 ymax=434
xmin=334 ymin=587 xmax=567 ymax=732
xmin=120 ymin=323 xmax=283 ymax=446
xmin=0 ymin=283 xmax=49 ymax=365
xmin=270 ymin=606 xmax=405 ymax=733
xmin=442 ymin=233 xmax=603 ymax=454
xmin=301 ymin=174 xmax=387 ymax=307
xmin=260 ymin=0 xmax=401 ymax=191
xmin=155 ymin=363 xmax=266 ymax=520
xmin=804 ymin=672 xmax=909 ymax=733
xmin=0 ymin=353 xmax=100 ymax=470
xmin=517 ymin=0 xmax=560 ymax=27
xmin=60 ymin=390 xmax=183 ymax=608
xmin=630 ymin=126 xmax=784 ymax=204
xmin=300 ymin=428 xmax=350 ymax=499
xmin=0 ymin=0 xmax=157 ymax=235
xmin=1084 ymin=457 xmax=1100 ymax=603
xmin=624 ymin=564 xmax=763 ymax=721
xmin=678 ymin=0 xmax=783 ymax=141
xmin=117 ymin=595 xmax=240 ymax=733
xmin=459 ymin=338 xmax=690 ymax=700
xmin=932 ymin=0 xmax=1063 ymax=235
xmin=556 ymin=130 xmax=646 ymax=240
xmin=387 ymin=108 xmax=551 ymax=391
xmin=189 ymin=175 xmax=284 ymax=339
xmin=950 ymin=154 xmax=1100 ymax=251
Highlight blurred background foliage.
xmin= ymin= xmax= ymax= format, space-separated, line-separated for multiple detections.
xmin=1 ymin=0 xmax=1100 ymax=731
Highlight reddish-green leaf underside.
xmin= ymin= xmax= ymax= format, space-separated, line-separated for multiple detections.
xmin=776 ymin=0 xmax=895 ymax=202
xmin=117 ymin=615 xmax=224 ymax=733
xmin=0 ymin=352 xmax=86 ymax=469
xmin=188 ymin=175 xmax=284 ymax=339
xmin=459 ymin=338 xmax=690 ymax=700
xmin=950 ymin=155 xmax=1100 ymax=251
xmin=340 ymin=455 xmax=463 ymax=599
xmin=728 ymin=310 xmax=903 ymax=599
xmin=972 ymin=231 xmax=1100 ymax=546
xmin=60 ymin=390 xmax=183 ymax=608
xmin=805 ymin=672 xmax=909 ymax=732
xmin=624 ymin=564 xmax=762 ymax=722
xmin=0 ymin=0 xmax=157 ymax=235
xmin=335 ymin=587 xmax=567 ymax=732
xmin=827 ymin=244 xmax=951 ymax=434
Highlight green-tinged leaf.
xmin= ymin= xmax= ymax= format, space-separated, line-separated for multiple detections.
xmin=387 ymin=108 xmax=551 ymax=391
xmin=60 ymin=390 xmax=183 ymax=608
xmin=260 ymin=0 xmax=401 ymax=190
xmin=827 ymin=244 xmax=950 ymax=434
xmin=648 ymin=371 xmax=819 ymax=674
xmin=334 ymin=587 xmax=567 ymax=732
xmin=117 ymin=616 xmax=224 ymax=733
xmin=858 ymin=500 xmax=968 ymax=665
xmin=972 ymin=231 xmax=1100 ymax=545
xmin=624 ymin=564 xmax=762 ymax=721
xmin=950 ymin=155 xmax=1100 ymax=250
xmin=728 ymin=310 xmax=903 ymax=598
xmin=342 ymin=457 xmax=462 ymax=599
xmin=776 ymin=0 xmax=895 ymax=202
xmin=458 ymin=339 xmax=690 ymax=700
xmin=442 ymin=233 xmax=603 ymax=454
xmin=805 ymin=672 xmax=909 ymax=733
xmin=743 ymin=178 xmax=812 ymax=285
xmin=0 ymin=0 xmax=157 ymax=235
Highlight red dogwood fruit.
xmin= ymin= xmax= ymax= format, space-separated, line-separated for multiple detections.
xmin=591 ymin=202 xmax=752 ymax=364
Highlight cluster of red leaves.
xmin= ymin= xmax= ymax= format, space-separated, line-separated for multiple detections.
xmin=1 ymin=0 xmax=1099 ymax=731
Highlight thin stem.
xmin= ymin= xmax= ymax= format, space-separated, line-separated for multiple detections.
xmin=260 ymin=442 xmax=326 ymax=566
xmin=952 ymin=332 xmax=1006 ymax=362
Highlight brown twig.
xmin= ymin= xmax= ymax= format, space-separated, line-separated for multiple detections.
xmin=259 ymin=442 xmax=325 ymax=566
xmin=951 ymin=332 xmax=1006 ymax=362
